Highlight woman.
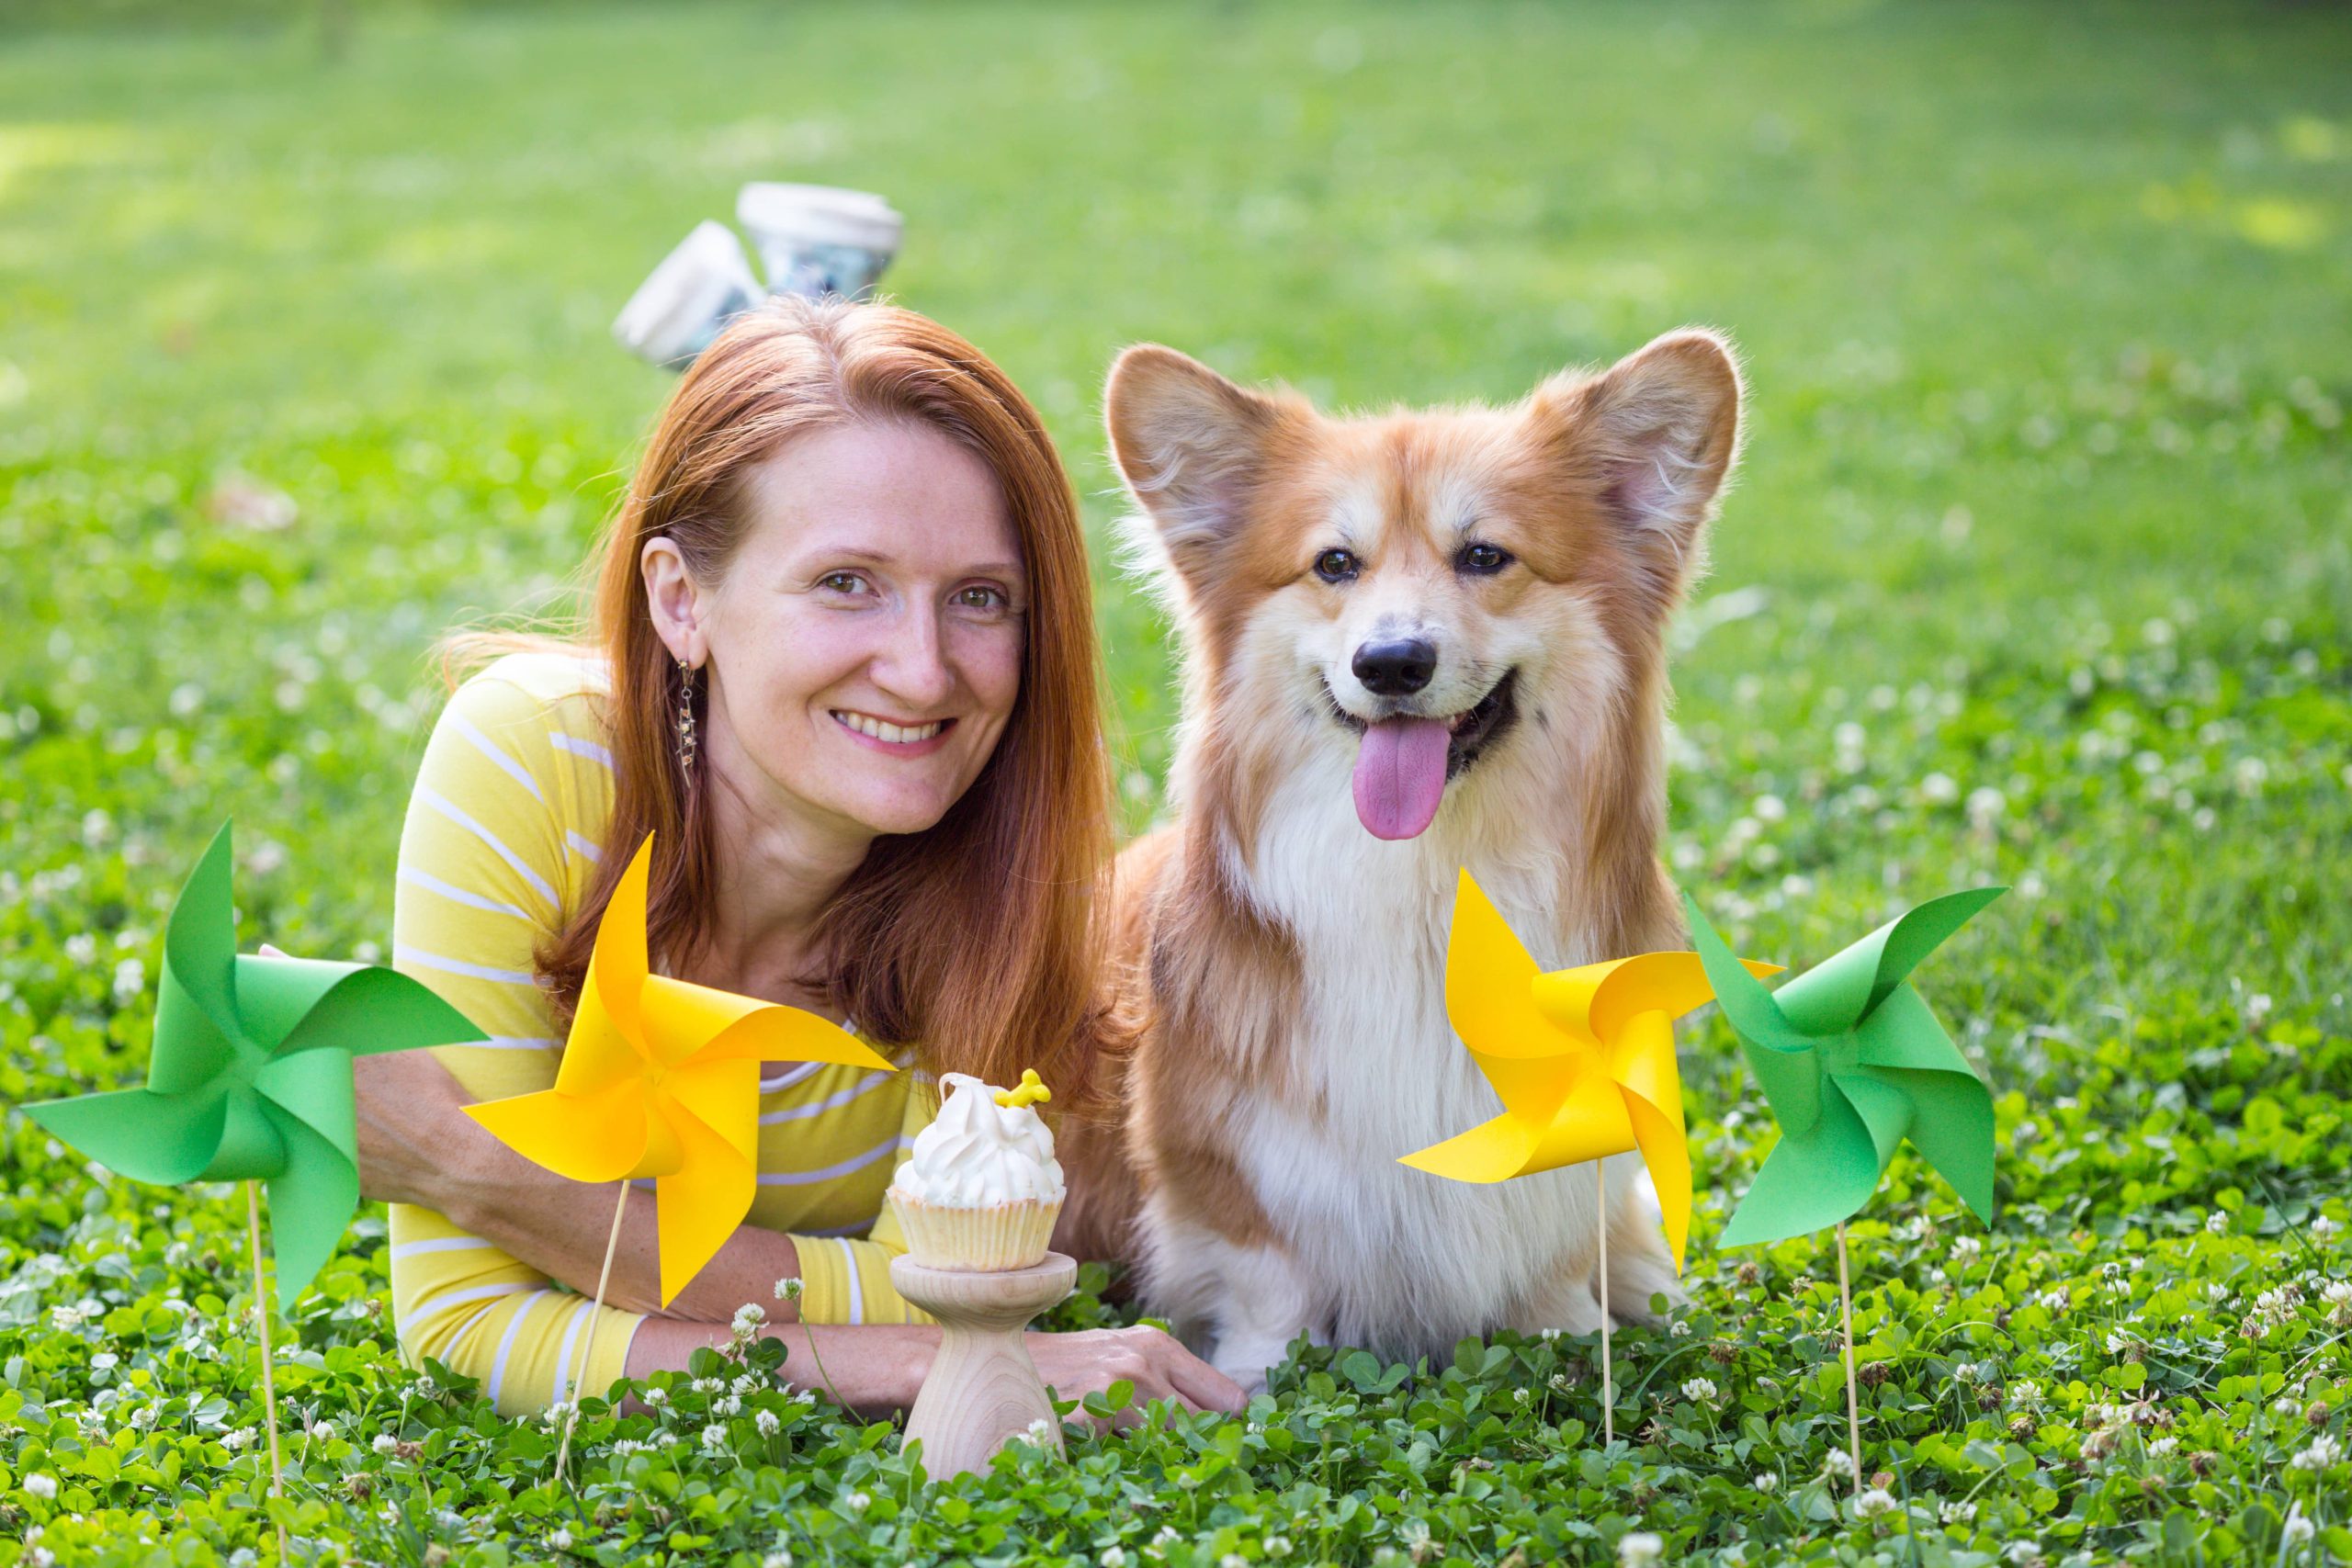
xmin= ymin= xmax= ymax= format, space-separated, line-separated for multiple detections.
xmin=358 ymin=296 xmax=1243 ymax=1420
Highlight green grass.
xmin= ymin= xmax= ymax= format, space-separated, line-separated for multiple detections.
xmin=3 ymin=1 xmax=2350 ymax=1562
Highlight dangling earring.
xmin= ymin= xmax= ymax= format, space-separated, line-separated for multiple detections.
xmin=674 ymin=656 xmax=699 ymax=775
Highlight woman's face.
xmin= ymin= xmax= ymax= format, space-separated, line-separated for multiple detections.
xmin=646 ymin=419 xmax=1027 ymax=849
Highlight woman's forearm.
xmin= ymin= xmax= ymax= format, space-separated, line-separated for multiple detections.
xmin=625 ymin=1316 xmax=937 ymax=1420
xmin=441 ymin=1150 xmax=811 ymax=1322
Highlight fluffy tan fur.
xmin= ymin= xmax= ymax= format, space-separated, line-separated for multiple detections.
xmin=1057 ymin=333 xmax=1744 ymax=1388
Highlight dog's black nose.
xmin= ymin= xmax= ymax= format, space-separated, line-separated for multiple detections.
xmin=1352 ymin=637 xmax=1437 ymax=696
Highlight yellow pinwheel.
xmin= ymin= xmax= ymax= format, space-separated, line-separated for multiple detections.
xmin=1399 ymin=869 xmax=1780 ymax=1269
xmin=465 ymin=831 xmax=896 ymax=1308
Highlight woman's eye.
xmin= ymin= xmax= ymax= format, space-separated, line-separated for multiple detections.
xmin=820 ymin=572 xmax=870 ymax=595
xmin=1313 ymin=548 xmax=1360 ymax=584
xmin=1456 ymin=542 xmax=1513 ymax=575
xmin=953 ymin=585 xmax=1009 ymax=611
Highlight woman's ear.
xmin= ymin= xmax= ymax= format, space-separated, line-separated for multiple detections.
xmin=640 ymin=536 xmax=709 ymax=669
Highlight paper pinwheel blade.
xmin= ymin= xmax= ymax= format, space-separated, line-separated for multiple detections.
xmin=1399 ymin=869 xmax=1779 ymax=1271
xmin=1683 ymin=886 xmax=2005 ymax=1248
xmin=463 ymin=832 xmax=898 ymax=1305
xmin=24 ymin=821 xmax=487 ymax=1306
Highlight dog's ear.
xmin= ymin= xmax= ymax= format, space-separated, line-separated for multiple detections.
xmin=1105 ymin=345 xmax=1290 ymax=588
xmin=1532 ymin=330 xmax=1743 ymax=605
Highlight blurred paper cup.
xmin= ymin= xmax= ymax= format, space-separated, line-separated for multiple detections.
xmin=736 ymin=182 xmax=902 ymax=300
xmin=612 ymin=220 xmax=764 ymax=369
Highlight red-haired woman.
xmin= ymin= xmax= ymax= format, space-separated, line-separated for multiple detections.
xmin=356 ymin=298 xmax=1242 ymax=1419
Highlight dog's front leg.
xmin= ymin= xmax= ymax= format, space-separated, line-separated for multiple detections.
xmin=1141 ymin=1196 xmax=1318 ymax=1397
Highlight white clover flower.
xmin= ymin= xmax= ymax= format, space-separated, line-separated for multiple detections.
xmin=717 ymin=1395 xmax=742 ymax=1417
xmin=2148 ymin=1437 xmax=2177 ymax=1458
xmin=549 ymin=1528 xmax=571 ymax=1551
xmin=1853 ymin=1488 xmax=1895 ymax=1519
xmin=692 ymin=1377 xmax=724 ymax=1394
xmin=414 ymin=1373 xmax=438 ymax=1398
xmin=2004 ymin=1541 xmax=2042 ymax=1565
xmin=2312 ymin=1215 xmax=2341 ymax=1242
xmin=1826 ymin=1448 xmax=1857 ymax=1477
xmin=1681 ymin=1378 xmax=1718 ymax=1404
xmin=2283 ymin=1506 xmax=2314 ymax=1546
xmin=2036 ymin=1287 xmax=2069 ymax=1312
xmin=774 ymin=1278 xmax=804 ymax=1303
xmin=1026 ymin=1417 xmax=1057 ymax=1448
xmin=24 ymin=1472 xmax=58 ymax=1501
xmin=2205 ymin=1212 xmax=2228 ymax=1235
xmin=1951 ymin=1235 xmax=1983 ymax=1261
xmin=308 ymin=1418 xmax=334 ymax=1443
xmin=1920 ymin=773 xmax=1960 ymax=806
xmin=1752 ymin=1472 xmax=1779 ymax=1493
xmin=1265 ymin=1539 xmax=1293 ymax=1559
xmin=845 ymin=1491 xmax=871 ymax=1514
xmin=1669 ymin=1320 xmax=1690 ymax=1337
xmin=763 ymin=1552 xmax=795 ymax=1568
xmin=1940 ymin=1500 xmax=1976 ymax=1524
xmin=756 ymin=1409 xmax=781 ymax=1437
xmin=1220 ymin=1556 xmax=1248 ymax=1568
xmin=701 ymin=1423 xmax=729 ymax=1452
xmin=2292 ymin=1434 xmax=2344 ymax=1470
xmin=612 ymin=1439 xmax=643 ymax=1456
xmin=643 ymin=1386 xmax=668 ymax=1406
xmin=1102 ymin=1550 xmax=1128 ymax=1568
xmin=372 ymin=1434 xmax=398 ymax=1454
xmin=222 ymin=1427 xmax=255 ymax=1451
xmin=732 ymin=1373 xmax=763 ymax=1395
xmin=2324 ymin=1280 xmax=2352 ymax=1307
xmin=1618 ymin=1532 xmax=1665 ymax=1568
xmin=130 ymin=1404 xmax=159 ymax=1431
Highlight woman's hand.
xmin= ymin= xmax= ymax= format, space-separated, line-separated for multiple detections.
xmin=1026 ymin=1324 xmax=1249 ymax=1427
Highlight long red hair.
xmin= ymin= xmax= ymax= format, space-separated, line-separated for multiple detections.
xmin=453 ymin=297 xmax=1120 ymax=1109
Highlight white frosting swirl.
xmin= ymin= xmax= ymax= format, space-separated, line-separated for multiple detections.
xmin=891 ymin=1072 xmax=1065 ymax=1205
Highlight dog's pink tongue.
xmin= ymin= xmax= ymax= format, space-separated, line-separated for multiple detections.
xmin=1352 ymin=717 xmax=1451 ymax=840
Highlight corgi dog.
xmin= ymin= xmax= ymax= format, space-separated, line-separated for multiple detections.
xmin=1057 ymin=332 xmax=1744 ymax=1389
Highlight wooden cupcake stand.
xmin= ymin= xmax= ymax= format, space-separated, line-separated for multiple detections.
xmin=889 ymin=1250 xmax=1078 ymax=1478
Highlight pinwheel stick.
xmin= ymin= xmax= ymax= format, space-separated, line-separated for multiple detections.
xmin=244 ymin=1182 xmax=288 ymax=1561
xmin=1595 ymin=1161 xmax=1614 ymax=1448
xmin=553 ymin=1181 xmax=630 ymax=1487
xmin=1835 ymin=1223 xmax=1861 ymax=1493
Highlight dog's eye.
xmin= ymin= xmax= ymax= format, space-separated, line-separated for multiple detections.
xmin=1457 ymin=542 xmax=1513 ymax=575
xmin=1313 ymin=548 xmax=1359 ymax=584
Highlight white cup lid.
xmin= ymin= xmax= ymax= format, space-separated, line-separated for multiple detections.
xmin=736 ymin=182 xmax=903 ymax=253
xmin=612 ymin=220 xmax=761 ymax=362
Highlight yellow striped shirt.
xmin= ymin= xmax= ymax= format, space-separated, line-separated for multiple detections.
xmin=388 ymin=652 xmax=936 ymax=1415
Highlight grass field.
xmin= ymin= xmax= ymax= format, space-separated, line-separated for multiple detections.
xmin=3 ymin=2 xmax=2349 ymax=1563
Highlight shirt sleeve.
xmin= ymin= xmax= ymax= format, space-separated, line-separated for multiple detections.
xmin=385 ymin=668 xmax=644 ymax=1415
xmin=784 ymin=1070 xmax=940 ymax=1327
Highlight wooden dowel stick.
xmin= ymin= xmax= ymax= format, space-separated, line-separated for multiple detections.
xmin=246 ymin=1182 xmax=288 ymax=1561
xmin=555 ymin=1182 xmax=630 ymax=1486
xmin=1597 ymin=1159 xmax=1613 ymax=1448
xmin=1836 ymin=1221 xmax=1861 ymax=1492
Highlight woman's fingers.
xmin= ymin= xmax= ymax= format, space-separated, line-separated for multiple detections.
xmin=1032 ymin=1325 xmax=1250 ymax=1430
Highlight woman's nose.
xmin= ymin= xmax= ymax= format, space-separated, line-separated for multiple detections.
xmin=870 ymin=604 xmax=956 ymax=709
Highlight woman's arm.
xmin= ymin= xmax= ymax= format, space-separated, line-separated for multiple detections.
xmin=357 ymin=1047 xmax=812 ymax=1321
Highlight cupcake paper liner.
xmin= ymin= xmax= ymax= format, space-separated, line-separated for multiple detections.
xmin=889 ymin=1190 xmax=1060 ymax=1272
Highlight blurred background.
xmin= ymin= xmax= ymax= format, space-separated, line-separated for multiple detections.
xmin=1 ymin=0 xmax=2347 ymax=1155
xmin=2 ymin=6 xmax=2350 ymax=1557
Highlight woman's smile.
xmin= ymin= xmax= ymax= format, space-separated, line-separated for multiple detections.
xmin=830 ymin=707 xmax=956 ymax=755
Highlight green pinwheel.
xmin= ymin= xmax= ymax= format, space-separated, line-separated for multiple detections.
xmin=1683 ymin=886 xmax=2006 ymax=1247
xmin=25 ymin=821 xmax=484 ymax=1307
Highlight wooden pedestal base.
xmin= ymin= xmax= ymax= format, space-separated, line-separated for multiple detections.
xmin=889 ymin=1251 xmax=1077 ymax=1480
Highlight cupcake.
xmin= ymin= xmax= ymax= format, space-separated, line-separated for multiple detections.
xmin=888 ymin=1070 xmax=1065 ymax=1271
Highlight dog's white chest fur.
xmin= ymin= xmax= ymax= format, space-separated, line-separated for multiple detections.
xmin=1208 ymin=758 xmax=1637 ymax=1360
